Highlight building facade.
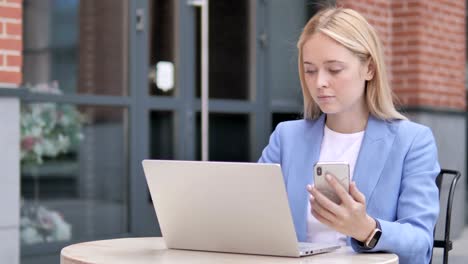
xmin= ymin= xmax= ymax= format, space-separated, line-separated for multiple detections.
xmin=338 ymin=0 xmax=467 ymax=245
xmin=0 ymin=1 xmax=465 ymax=263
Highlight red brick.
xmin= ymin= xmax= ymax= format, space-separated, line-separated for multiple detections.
xmin=6 ymin=55 xmax=21 ymax=67
xmin=391 ymin=2 xmax=404 ymax=10
xmin=399 ymin=89 xmax=462 ymax=97
xmin=0 ymin=6 xmax=21 ymax=20
xmin=407 ymin=1 xmax=424 ymax=9
xmin=5 ymin=22 xmax=21 ymax=36
xmin=0 ymin=38 xmax=22 ymax=50
xmin=0 ymin=71 xmax=21 ymax=84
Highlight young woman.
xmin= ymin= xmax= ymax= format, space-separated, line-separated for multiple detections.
xmin=259 ymin=8 xmax=440 ymax=264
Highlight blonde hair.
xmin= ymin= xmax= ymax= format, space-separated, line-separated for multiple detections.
xmin=297 ymin=8 xmax=406 ymax=120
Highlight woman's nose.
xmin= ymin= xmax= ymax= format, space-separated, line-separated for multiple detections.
xmin=316 ymin=71 xmax=329 ymax=89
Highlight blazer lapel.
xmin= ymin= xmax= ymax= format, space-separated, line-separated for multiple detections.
xmin=287 ymin=114 xmax=325 ymax=241
xmin=353 ymin=116 xmax=396 ymax=203
xmin=303 ymin=114 xmax=325 ymax=186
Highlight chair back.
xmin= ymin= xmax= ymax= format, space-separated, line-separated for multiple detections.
xmin=431 ymin=169 xmax=461 ymax=264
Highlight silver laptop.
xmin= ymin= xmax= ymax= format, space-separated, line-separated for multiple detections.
xmin=142 ymin=159 xmax=341 ymax=257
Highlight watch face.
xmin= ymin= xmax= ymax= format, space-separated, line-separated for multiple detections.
xmin=367 ymin=229 xmax=382 ymax=248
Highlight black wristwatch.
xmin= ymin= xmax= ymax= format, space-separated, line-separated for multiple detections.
xmin=358 ymin=218 xmax=382 ymax=249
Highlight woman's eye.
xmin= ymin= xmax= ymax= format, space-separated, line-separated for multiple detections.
xmin=305 ymin=70 xmax=317 ymax=75
xmin=329 ymin=69 xmax=342 ymax=74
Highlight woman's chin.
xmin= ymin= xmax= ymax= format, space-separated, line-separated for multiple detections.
xmin=318 ymin=106 xmax=340 ymax=115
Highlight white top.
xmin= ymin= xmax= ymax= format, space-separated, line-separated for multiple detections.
xmin=306 ymin=125 xmax=365 ymax=245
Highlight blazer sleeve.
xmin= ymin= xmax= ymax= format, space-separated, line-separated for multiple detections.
xmin=351 ymin=126 xmax=440 ymax=264
xmin=258 ymin=123 xmax=282 ymax=164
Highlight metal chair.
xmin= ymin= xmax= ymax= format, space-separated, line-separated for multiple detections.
xmin=430 ymin=169 xmax=461 ymax=264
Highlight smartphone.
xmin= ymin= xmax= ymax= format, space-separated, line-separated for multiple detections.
xmin=313 ymin=161 xmax=350 ymax=204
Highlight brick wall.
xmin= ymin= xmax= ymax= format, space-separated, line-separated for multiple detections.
xmin=0 ymin=0 xmax=22 ymax=87
xmin=337 ymin=0 xmax=466 ymax=110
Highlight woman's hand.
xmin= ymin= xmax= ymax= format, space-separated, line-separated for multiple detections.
xmin=307 ymin=173 xmax=376 ymax=242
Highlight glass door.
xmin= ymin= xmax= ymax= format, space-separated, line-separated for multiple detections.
xmin=21 ymin=1 xmax=131 ymax=263
xmin=135 ymin=0 xmax=319 ymax=239
xmin=193 ymin=0 xmax=255 ymax=162
xmin=137 ymin=0 xmax=259 ymax=235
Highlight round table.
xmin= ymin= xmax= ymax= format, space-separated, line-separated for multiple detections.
xmin=61 ymin=237 xmax=398 ymax=264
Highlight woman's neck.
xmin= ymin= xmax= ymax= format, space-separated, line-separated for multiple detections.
xmin=325 ymin=110 xmax=369 ymax=134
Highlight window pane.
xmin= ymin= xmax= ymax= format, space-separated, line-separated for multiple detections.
xmin=268 ymin=0 xmax=306 ymax=105
xmin=272 ymin=112 xmax=301 ymax=132
xmin=150 ymin=111 xmax=174 ymax=159
xmin=196 ymin=113 xmax=250 ymax=161
xmin=23 ymin=0 xmax=128 ymax=96
xmin=20 ymin=103 xmax=128 ymax=247
xmin=148 ymin=0 xmax=176 ymax=96
xmin=195 ymin=1 xmax=250 ymax=100
xmin=148 ymin=111 xmax=174 ymax=203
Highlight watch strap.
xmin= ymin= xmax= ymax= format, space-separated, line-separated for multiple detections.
xmin=357 ymin=218 xmax=382 ymax=249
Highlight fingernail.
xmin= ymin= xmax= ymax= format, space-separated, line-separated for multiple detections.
xmin=307 ymin=184 xmax=312 ymax=191
xmin=310 ymin=195 xmax=315 ymax=202
xmin=325 ymin=174 xmax=331 ymax=181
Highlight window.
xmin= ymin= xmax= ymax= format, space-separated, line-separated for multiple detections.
xmin=20 ymin=1 xmax=131 ymax=263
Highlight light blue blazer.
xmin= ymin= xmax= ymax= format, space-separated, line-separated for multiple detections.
xmin=259 ymin=114 xmax=440 ymax=264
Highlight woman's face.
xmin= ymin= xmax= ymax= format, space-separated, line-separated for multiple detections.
xmin=302 ymin=32 xmax=373 ymax=116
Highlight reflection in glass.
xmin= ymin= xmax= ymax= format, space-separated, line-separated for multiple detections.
xmin=148 ymin=111 xmax=174 ymax=204
xmin=195 ymin=113 xmax=249 ymax=161
xmin=195 ymin=1 xmax=250 ymax=100
xmin=148 ymin=0 xmax=176 ymax=96
xmin=272 ymin=113 xmax=301 ymax=132
xmin=268 ymin=0 xmax=306 ymax=105
xmin=22 ymin=0 xmax=128 ymax=96
xmin=150 ymin=111 xmax=174 ymax=159
xmin=20 ymin=102 xmax=128 ymax=245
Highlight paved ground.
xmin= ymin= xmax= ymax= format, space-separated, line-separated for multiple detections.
xmin=431 ymin=227 xmax=468 ymax=263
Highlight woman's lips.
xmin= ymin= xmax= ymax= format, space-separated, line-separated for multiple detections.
xmin=317 ymin=95 xmax=335 ymax=103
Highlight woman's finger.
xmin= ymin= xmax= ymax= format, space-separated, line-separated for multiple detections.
xmin=325 ymin=173 xmax=353 ymax=205
xmin=311 ymin=204 xmax=333 ymax=227
xmin=310 ymin=195 xmax=336 ymax=223
xmin=310 ymin=186 xmax=343 ymax=215
xmin=349 ymin=181 xmax=366 ymax=204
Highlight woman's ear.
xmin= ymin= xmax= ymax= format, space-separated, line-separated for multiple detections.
xmin=364 ymin=59 xmax=375 ymax=81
